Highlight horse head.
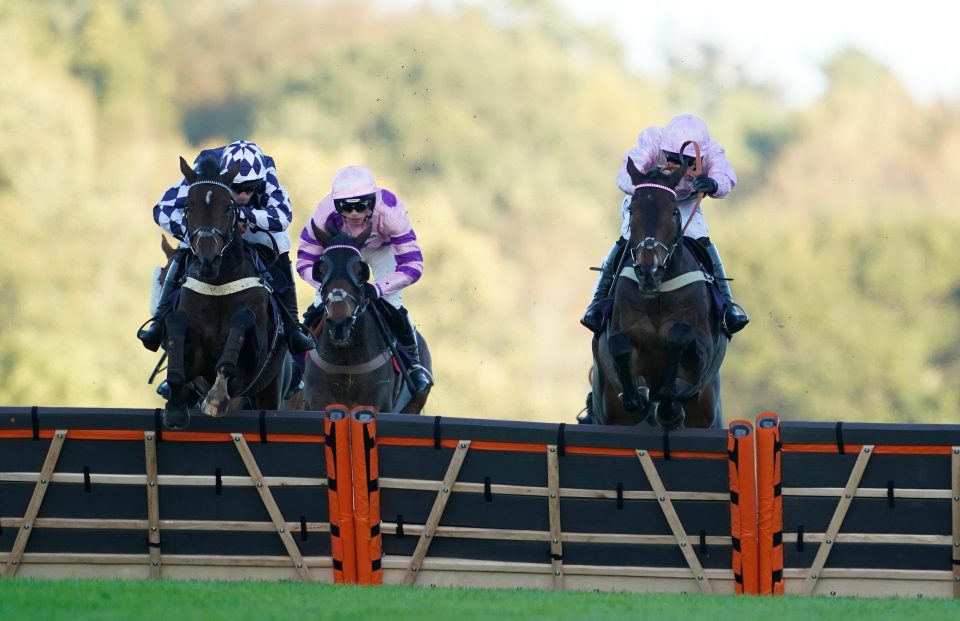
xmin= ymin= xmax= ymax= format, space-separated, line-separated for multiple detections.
xmin=311 ymin=223 xmax=374 ymax=346
xmin=179 ymin=155 xmax=241 ymax=279
xmin=624 ymin=152 xmax=688 ymax=296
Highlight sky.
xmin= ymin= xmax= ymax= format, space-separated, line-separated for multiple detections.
xmin=557 ymin=0 xmax=958 ymax=108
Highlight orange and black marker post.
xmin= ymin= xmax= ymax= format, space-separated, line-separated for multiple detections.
xmin=324 ymin=405 xmax=357 ymax=584
xmin=727 ymin=420 xmax=759 ymax=594
xmin=755 ymin=412 xmax=784 ymax=595
xmin=350 ymin=406 xmax=383 ymax=585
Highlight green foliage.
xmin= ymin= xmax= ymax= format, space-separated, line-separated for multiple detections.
xmin=1 ymin=0 xmax=958 ymax=425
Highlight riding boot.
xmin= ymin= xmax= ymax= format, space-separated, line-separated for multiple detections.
xmin=395 ymin=308 xmax=434 ymax=395
xmin=580 ymin=237 xmax=628 ymax=333
xmin=703 ymin=240 xmax=749 ymax=336
xmin=277 ymin=286 xmax=316 ymax=354
xmin=137 ymin=252 xmax=186 ymax=352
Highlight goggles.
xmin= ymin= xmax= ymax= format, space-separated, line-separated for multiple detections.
xmin=334 ymin=193 xmax=376 ymax=214
xmin=230 ymin=180 xmax=265 ymax=195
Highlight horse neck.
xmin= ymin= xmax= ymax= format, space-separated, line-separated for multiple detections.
xmin=318 ymin=309 xmax=387 ymax=365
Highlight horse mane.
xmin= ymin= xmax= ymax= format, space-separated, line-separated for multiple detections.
xmin=195 ymin=154 xmax=221 ymax=181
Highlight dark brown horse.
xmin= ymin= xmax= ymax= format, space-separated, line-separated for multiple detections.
xmin=302 ymin=227 xmax=431 ymax=414
xmin=589 ymin=153 xmax=726 ymax=428
xmin=161 ymin=155 xmax=293 ymax=429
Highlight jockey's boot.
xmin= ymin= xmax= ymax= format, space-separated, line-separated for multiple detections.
xmin=704 ymin=240 xmax=749 ymax=336
xmin=137 ymin=252 xmax=186 ymax=352
xmin=396 ymin=308 xmax=434 ymax=395
xmin=277 ymin=286 xmax=316 ymax=354
xmin=580 ymin=237 xmax=628 ymax=333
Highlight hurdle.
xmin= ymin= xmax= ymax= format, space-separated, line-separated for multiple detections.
xmin=755 ymin=413 xmax=960 ymax=598
xmin=0 ymin=406 xmax=747 ymax=593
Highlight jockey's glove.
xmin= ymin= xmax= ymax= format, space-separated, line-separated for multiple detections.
xmin=691 ymin=174 xmax=719 ymax=195
xmin=363 ymin=282 xmax=381 ymax=300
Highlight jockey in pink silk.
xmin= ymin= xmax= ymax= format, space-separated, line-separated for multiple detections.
xmin=581 ymin=113 xmax=749 ymax=337
xmin=297 ymin=165 xmax=433 ymax=395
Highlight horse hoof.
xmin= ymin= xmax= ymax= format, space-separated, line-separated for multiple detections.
xmin=201 ymin=398 xmax=227 ymax=418
xmin=657 ymin=402 xmax=685 ymax=429
xmin=163 ymin=408 xmax=190 ymax=430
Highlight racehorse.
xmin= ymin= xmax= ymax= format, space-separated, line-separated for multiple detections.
xmin=161 ymin=155 xmax=293 ymax=429
xmin=589 ymin=150 xmax=726 ymax=428
xmin=302 ymin=226 xmax=431 ymax=414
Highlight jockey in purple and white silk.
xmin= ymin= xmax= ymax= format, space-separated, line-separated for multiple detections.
xmin=297 ymin=166 xmax=423 ymax=308
xmin=297 ymin=165 xmax=432 ymax=394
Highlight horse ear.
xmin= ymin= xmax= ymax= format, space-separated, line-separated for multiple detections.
xmin=180 ymin=157 xmax=196 ymax=183
xmin=222 ymin=161 xmax=242 ymax=185
xmin=353 ymin=223 xmax=373 ymax=248
xmin=625 ymin=157 xmax=644 ymax=186
xmin=311 ymin=220 xmax=333 ymax=247
xmin=666 ymin=163 xmax=687 ymax=188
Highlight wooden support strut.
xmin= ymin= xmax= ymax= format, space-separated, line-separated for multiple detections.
xmin=952 ymin=446 xmax=960 ymax=598
xmin=546 ymin=444 xmax=564 ymax=590
xmin=3 ymin=429 xmax=67 ymax=577
xmin=144 ymin=432 xmax=162 ymax=578
xmin=232 ymin=433 xmax=314 ymax=582
xmin=404 ymin=440 xmax=471 ymax=585
xmin=800 ymin=445 xmax=873 ymax=596
xmin=636 ymin=449 xmax=712 ymax=593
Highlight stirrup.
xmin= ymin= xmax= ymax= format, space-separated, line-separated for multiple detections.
xmin=408 ymin=364 xmax=434 ymax=392
xmin=722 ymin=302 xmax=749 ymax=336
xmin=137 ymin=318 xmax=164 ymax=352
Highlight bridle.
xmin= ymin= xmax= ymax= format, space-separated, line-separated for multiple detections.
xmin=629 ymin=182 xmax=683 ymax=274
xmin=318 ymin=244 xmax=371 ymax=342
xmin=184 ymin=179 xmax=238 ymax=258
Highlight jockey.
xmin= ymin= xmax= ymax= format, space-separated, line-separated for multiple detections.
xmin=296 ymin=164 xmax=433 ymax=395
xmin=137 ymin=140 xmax=316 ymax=360
xmin=580 ymin=114 xmax=750 ymax=337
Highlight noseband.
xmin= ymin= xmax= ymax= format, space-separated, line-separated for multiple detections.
xmin=629 ymin=183 xmax=682 ymax=270
xmin=185 ymin=179 xmax=238 ymax=257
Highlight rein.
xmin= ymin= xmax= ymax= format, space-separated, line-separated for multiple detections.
xmin=662 ymin=140 xmax=704 ymax=237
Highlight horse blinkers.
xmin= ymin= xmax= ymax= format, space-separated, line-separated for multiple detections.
xmin=316 ymin=251 xmax=372 ymax=346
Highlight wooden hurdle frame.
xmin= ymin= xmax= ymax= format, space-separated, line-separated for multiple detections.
xmin=3 ymin=406 xmax=959 ymax=598
xmin=755 ymin=413 xmax=960 ymax=599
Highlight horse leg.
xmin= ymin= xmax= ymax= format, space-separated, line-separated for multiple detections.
xmin=202 ymin=309 xmax=255 ymax=418
xmin=607 ymin=331 xmax=650 ymax=419
xmin=162 ymin=311 xmax=190 ymax=429
xmin=655 ymin=323 xmax=695 ymax=429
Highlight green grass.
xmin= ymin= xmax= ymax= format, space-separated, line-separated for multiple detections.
xmin=0 ymin=580 xmax=956 ymax=621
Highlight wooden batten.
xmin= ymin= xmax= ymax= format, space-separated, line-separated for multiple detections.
xmin=3 ymin=430 xmax=67 ymax=577
xmin=546 ymin=445 xmax=563 ymax=591
xmin=231 ymin=434 xmax=315 ymax=582
xmin=636 ymin=449 xmax=712 ymax=593
xmin=403 ymin=440 xmax=470 ymax=585
xmin=800 ymin=445 xmax=873 ymax=596
xmin=144 ymin=431 xmax=162 ymax=578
